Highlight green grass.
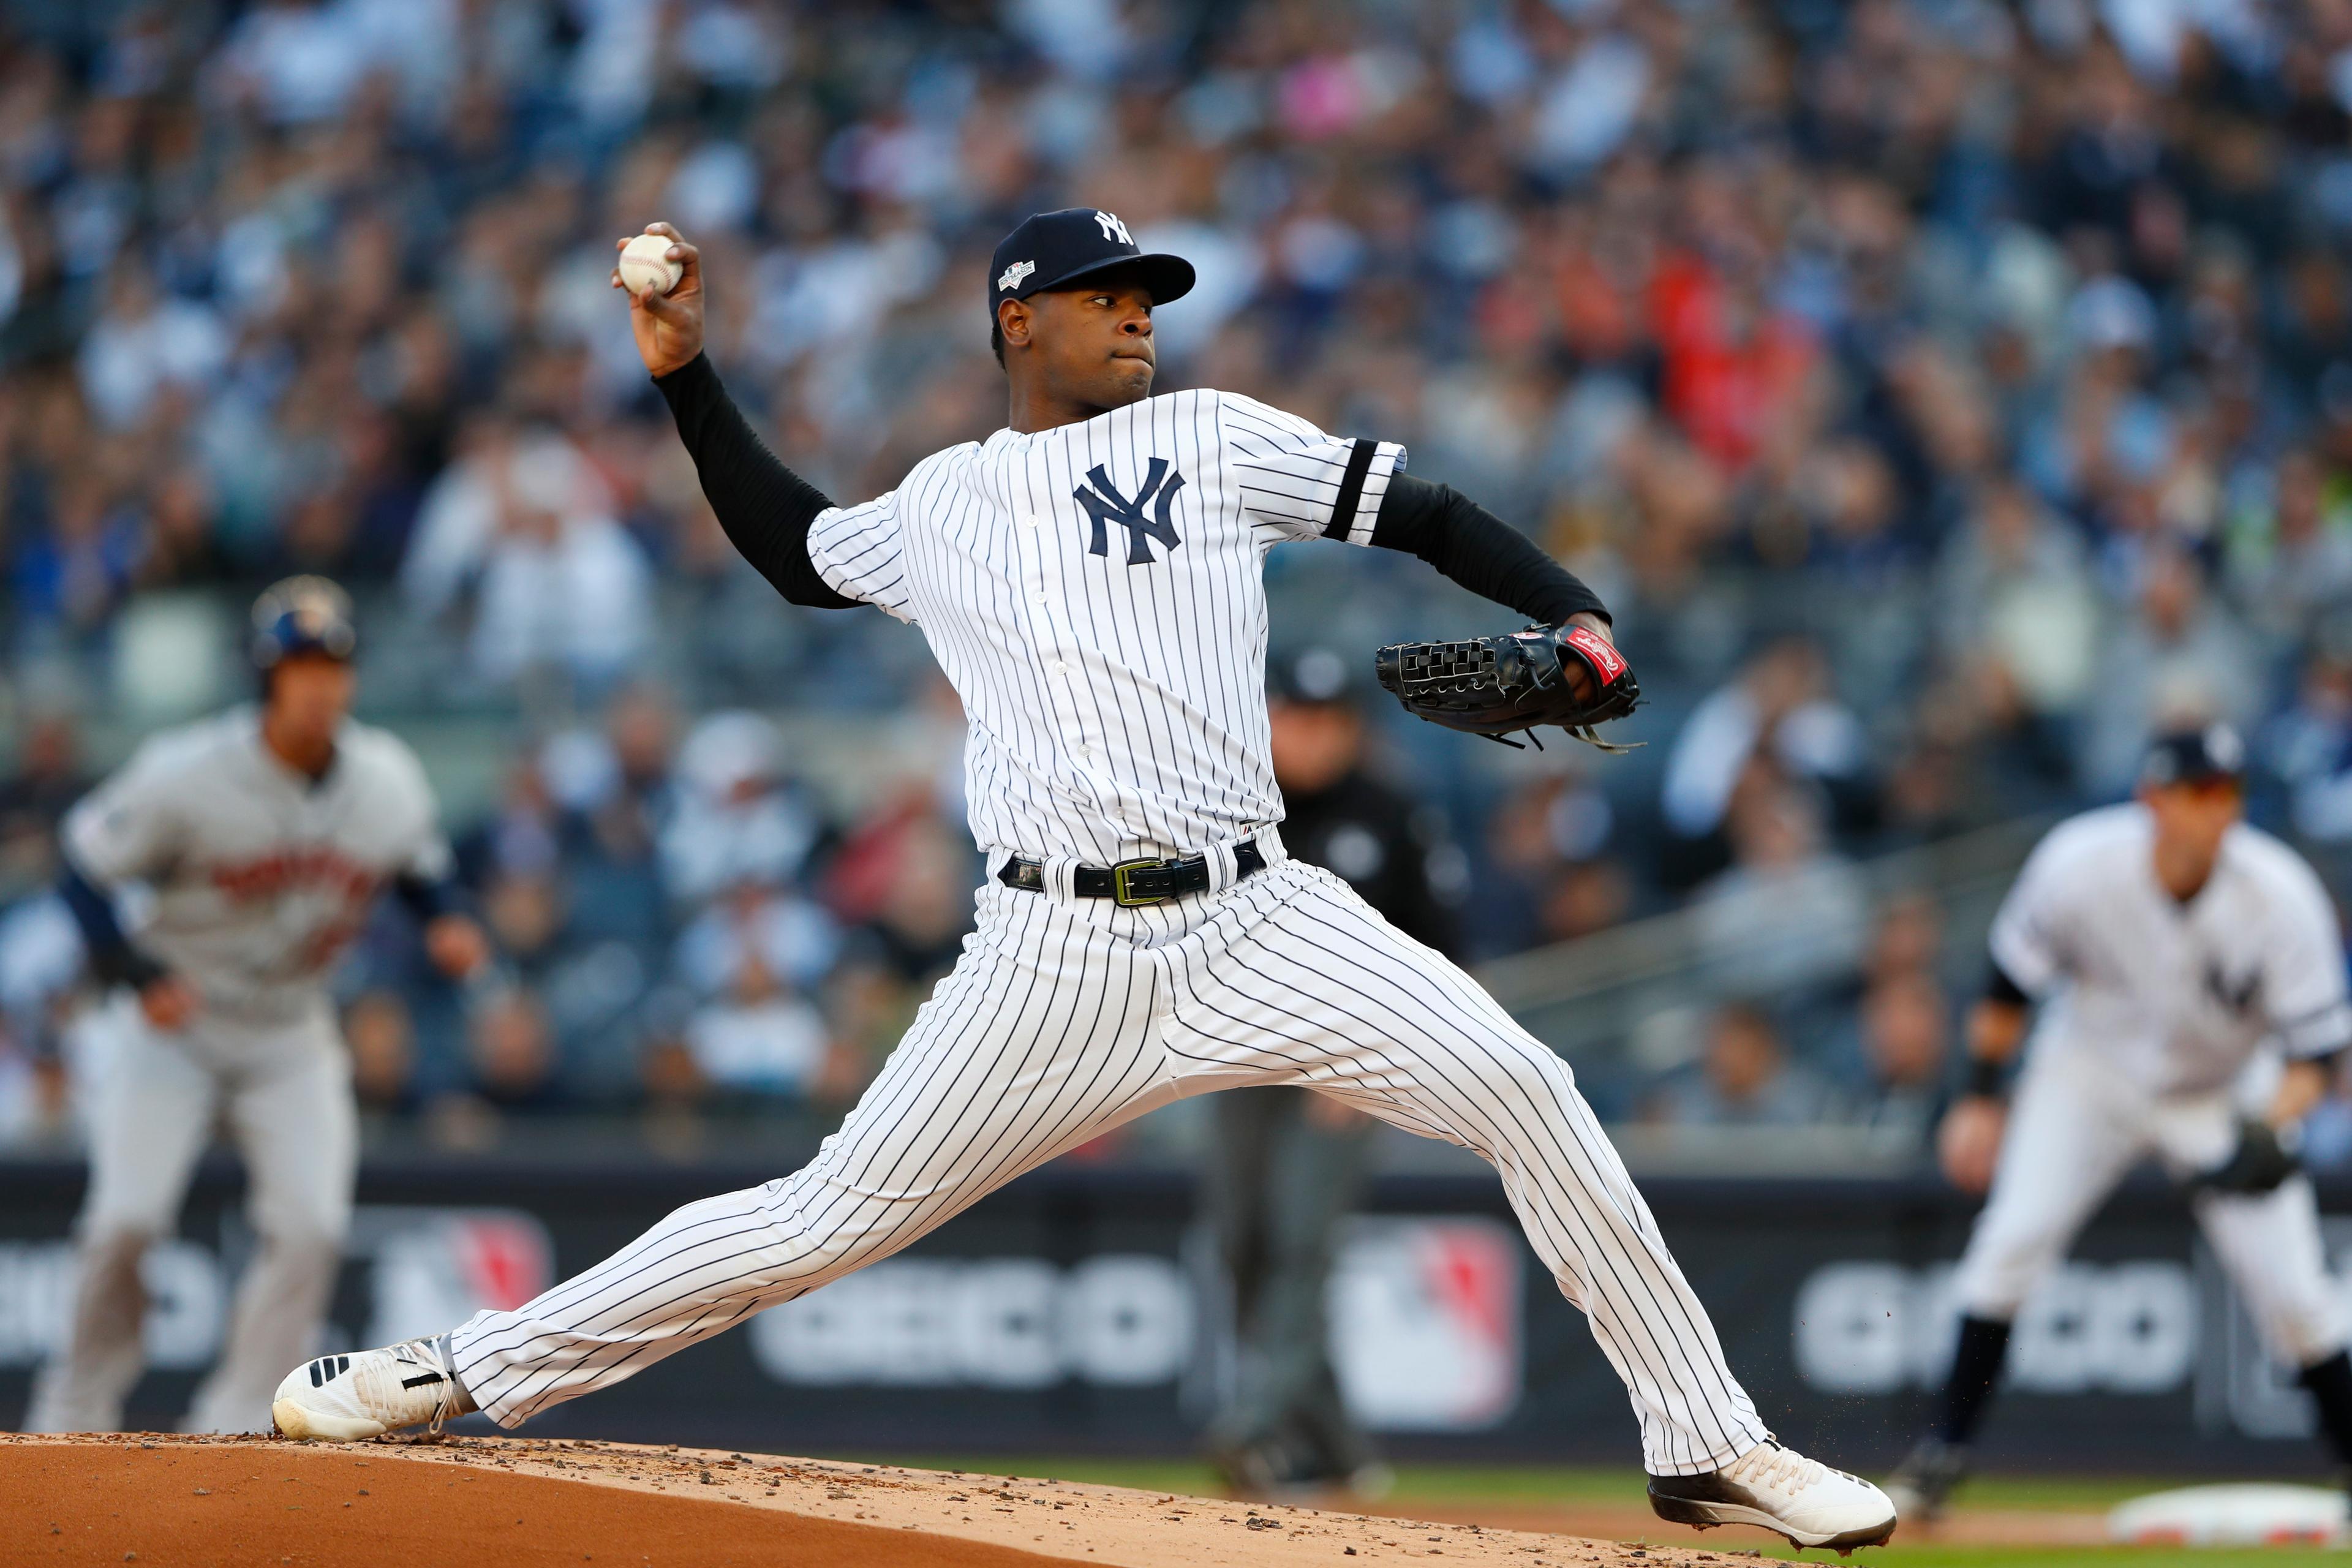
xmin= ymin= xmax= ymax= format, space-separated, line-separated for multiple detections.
xmin=854 ymin=1457 xmax=2345 ymax=1564
xmin=859 ymin=1458 xmax=2223 ymax=1512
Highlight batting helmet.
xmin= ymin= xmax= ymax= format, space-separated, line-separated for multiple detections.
xmin=251 ymin=575 xmax=358 ymax=673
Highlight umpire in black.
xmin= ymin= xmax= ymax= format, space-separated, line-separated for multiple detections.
xmin=1204 ymin=646 xmax=1465 ymax=1496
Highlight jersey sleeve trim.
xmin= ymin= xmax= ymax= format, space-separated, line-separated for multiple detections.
xmin=2278 ymin=998 xmax=2352 ymax=1058
xmin=1323 ymin=439 xmax=1379 ymax=539
xmin=1329 ymin=439 xmax=1404 ymax=546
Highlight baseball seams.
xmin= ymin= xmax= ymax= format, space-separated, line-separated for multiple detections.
xmin=448 ymin=851 xmax=1771 ymax=1474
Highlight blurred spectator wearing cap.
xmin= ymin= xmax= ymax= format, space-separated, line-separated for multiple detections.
xmin=1658 ymin=636 xmax=1876 ymax=888
xmin=401 ymin=420 xmax=652 ymax=697
xmin=1202 ymin=647 xmax=1464 ymax=1499
xmin=1643 ymin=1002 xmax=1826 ymax=1128
xmin=660 ymin=710 xmax=827 ymax=907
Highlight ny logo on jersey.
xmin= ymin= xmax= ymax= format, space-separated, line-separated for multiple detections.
xmin=2204 ymin=959 xmax=2261 ymax=1016
xmin=1094 ymin=210 xmax=1132 ymax=245
xmin=1074 ymin=459 xmax=1186 ymax=564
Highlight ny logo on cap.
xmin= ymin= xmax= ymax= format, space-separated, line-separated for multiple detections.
xmin=1094 ymin=211 xmax=1133 ymax=245
xmin=997 ymin=258 xmax=1035 ymax=292
xmin=1074 ymin=458 xmax=1185 ymax=564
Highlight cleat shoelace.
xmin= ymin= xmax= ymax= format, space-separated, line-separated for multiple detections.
xmin=380 ymin=1338 xmax=465 ymax=1436
xmin=1729 ymin=1442 xmax=1824 ymax=1498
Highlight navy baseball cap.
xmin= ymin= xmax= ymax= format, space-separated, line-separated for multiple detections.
xmin=2139 ymin=723 xmax=2247 ymax=790
xmin=988 ymin=208 xmax=1194 ymax=323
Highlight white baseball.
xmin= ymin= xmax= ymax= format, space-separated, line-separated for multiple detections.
xmin=617 ymin=232 xmax=684 ymax=298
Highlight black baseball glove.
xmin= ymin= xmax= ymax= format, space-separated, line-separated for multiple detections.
xmin=1374 ymin=622 xmax=1642 ymax=752
xmin=2190 ymin=1118 xmax=2300 ymax=1196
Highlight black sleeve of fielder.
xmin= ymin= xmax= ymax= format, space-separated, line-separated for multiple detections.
xmin=57 ymin=859 xmax=166 ymax=991
xmin=653 ymin=353 xmax=859 ymax=611
xmin=1369 ymin=470 xmax=1611 ymax=627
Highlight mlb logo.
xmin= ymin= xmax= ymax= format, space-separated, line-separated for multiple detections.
xmin=1331 ymin=1218 xmax=1522 ymax=1430
xmin=347 ymin=1208 xmax=552 ymax=1346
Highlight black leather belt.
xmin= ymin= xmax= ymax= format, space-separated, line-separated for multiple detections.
xmin=998 ymin=839 xmax=1265 ymax=907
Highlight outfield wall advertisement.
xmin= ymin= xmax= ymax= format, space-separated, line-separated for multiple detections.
xmin=0 ymin=1159 xmax=2341 ymax=1471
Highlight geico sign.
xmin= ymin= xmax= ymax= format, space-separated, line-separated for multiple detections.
xmin=1793 ymin=1260 xmax=2196 ymax=1396
xmin=747 ymin=1255 xmax=1190 ymax=1389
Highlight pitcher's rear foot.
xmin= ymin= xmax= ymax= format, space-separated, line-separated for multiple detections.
xmin=1648 ymin=1440 xmax=1898 ymax=1551
xmin=271 ymin=1336 xmax=473 ymax=1441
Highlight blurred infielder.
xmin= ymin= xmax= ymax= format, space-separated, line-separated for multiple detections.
xmin=26 ymin=578 xmax=488 ymax=1435
xmin=1891 ymin=725 xmax=2352 ymax=1516
xmin=272 ymin=212 xmax=1896 ymax=1550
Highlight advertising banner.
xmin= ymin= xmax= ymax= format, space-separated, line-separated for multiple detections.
xmin=0 ymin=1159 xmax=2342 ymax=1472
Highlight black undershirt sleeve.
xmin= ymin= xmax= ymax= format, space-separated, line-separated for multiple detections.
xmin=56 ymin=858 xmax=165 ymax=991
xmin=1369 ymin=472 xmax=1610 ymax=627
xmin=653 ymin=353 xmax=859 ymax=611
xmin=393 ymin=872 xmax=464 ymax=925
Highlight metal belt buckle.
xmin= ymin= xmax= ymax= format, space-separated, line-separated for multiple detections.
xmin=1110 ymin=858 xmax=1172 ymax=907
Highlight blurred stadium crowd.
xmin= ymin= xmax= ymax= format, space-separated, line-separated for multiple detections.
xmin=2 ymin=0 xmax=2352 ymax=1161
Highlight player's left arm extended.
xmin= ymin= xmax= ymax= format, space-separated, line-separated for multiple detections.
xmin=1368 ymin=473 xmax=1611 ymax=635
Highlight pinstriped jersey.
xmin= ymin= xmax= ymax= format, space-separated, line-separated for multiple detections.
xmin=807 ymin=390 xmax=1405 ymax=864
xmin=64 ymin=707 xmax=451 ymax=1025
xmin=1989 ymin=804 xmax=2352 ymax=1093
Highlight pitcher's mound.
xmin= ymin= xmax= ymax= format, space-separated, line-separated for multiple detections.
xmin=1 ymin=1433 xmax=1705 ymax=1567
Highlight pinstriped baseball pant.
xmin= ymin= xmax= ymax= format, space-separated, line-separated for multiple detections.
xmin=448 ymin=839 xmax=1771 ymax=1473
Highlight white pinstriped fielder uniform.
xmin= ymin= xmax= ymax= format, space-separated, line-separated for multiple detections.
xmin=444 ymin=390 xmax=1773 ymax=1473
xmin=1955 ymin=805 xmax=2352 ymax=1365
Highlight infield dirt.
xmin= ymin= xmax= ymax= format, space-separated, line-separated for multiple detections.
xmin=1 ymin=1433 xmax=1746 ymax=1567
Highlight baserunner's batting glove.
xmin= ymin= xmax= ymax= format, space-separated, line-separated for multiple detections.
xmin=2191 ymin=1117 xmax=2301 ymax=1196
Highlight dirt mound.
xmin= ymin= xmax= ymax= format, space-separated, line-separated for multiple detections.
xmin=1 ymin=1434 xmax=1711 ymax=1567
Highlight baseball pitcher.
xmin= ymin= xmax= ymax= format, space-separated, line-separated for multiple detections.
xmin=270 ymin=213 xmax=1895 ymax=1550
xmin=25 ymin=578 xmax=488 ymax=1434
xmin=1890 ymin=725 xmax=2352 ymax=1516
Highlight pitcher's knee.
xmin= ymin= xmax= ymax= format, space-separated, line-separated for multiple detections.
xmin=1472 ymin=1035 xmax=1577 ymax=1108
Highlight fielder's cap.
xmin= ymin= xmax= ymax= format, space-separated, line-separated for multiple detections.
xmin=251 ymin=575 xmax=357 ymax=668
xmin=1271 ymin=646 xmax=1357 ymax=707
xmin=2139 ymin=722 xmax=2247 ymax=789
xmin=988 ymin=208 xmax=1194 ymax=322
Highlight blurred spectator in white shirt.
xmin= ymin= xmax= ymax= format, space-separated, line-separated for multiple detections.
xmin=1934 ymin=477 xmax=2100 ymax=725
xmin=402 ymin=419 xmax=651 ymax=692
xmin=1691 ymin=775 xmax=1869 ymax=998
xmin=659 ymin=712 xmax=826 ymax=907
xmin=77 ymin=260 xmax=227 ymax=431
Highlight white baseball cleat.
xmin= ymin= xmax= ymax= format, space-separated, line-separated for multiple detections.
xmin=1648 ymin=1440 xmax=1899 ymax=1552
xmin=270 ymin=1336 xmax=474 ymax=1441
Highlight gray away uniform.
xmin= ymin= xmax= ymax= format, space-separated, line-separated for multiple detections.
xmin=27 ymin=708 xmax=449 ymax=1434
